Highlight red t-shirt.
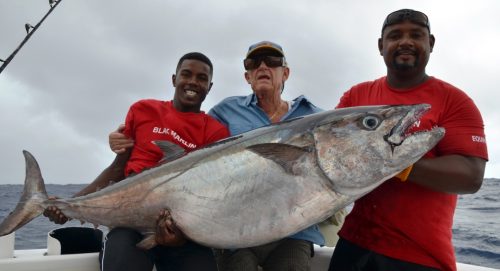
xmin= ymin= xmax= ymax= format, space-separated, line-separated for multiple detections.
xmin=336 ymin=77 xmax=488 ymax=270
xmin=122 ymin=99 xmax=229 ymax=176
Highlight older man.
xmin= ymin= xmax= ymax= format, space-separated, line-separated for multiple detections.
xmin=208 ymin=41 xmax=328 ymax=271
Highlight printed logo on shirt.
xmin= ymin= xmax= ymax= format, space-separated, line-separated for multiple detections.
xmin=152 ymin=127 xmax=197 ymax=149
xmin=471 ymin=135 xmax=486 ymax=143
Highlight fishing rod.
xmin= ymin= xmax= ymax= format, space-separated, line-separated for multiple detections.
xmin=0 ymin=0 xmax=62 ymax=75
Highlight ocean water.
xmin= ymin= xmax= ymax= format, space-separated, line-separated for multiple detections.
xmin=453 ymin=178 xmax=500 ymax=268
xmin=1 ymin=180 xmax=499 ymax=269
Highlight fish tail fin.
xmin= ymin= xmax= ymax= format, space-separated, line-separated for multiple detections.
xmin=0 ymin=150 xmax=48 ymax=236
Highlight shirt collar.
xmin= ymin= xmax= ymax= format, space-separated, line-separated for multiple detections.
xmin=242 ymin=93 xmax=256 ymax=107
xmin=243 ymin=93 xmax=310 ymax=108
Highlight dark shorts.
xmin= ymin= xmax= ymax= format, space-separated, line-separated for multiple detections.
xmin=217 ymin=238 xmax=314 ymax=271
xmin=99 ymin=227 xmax=217 ymax=271
xmin=328 ymin=238 xmax=440 ymax=271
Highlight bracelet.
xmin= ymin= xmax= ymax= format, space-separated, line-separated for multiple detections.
xmin=396 ymin=165 xmax=413 ymax=182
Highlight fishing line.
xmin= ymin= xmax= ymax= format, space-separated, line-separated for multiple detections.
xmin=0 ymin=0 xmax=62 ymax=75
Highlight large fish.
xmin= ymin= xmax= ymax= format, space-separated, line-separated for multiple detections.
xmin=0 ymin=104 xmax=444 ymax=249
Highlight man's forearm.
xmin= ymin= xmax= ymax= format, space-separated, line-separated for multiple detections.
xmin=73 ymin=151 xmax=130 ymax=197
xmin=409 ymin=155 xmax=486 ymax=194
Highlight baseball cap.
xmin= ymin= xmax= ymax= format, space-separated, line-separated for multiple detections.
xmin=382 ymin=9 xmax=430 ymax=34
xmin=246 ymin=41 xmax=285 ymax=58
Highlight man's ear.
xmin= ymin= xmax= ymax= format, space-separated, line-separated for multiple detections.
xmin=378 ymin=38 xmax=383 ymax=56
xmin=244 ymin=71 xmax=251 ymax=84
xmin=429 ymin=34 xmax=435 ymax=53
xmin=207 ymin=82 xmax=213 ymax=93
xmin=172 ymin=74 xmax=176 ymax=87
xmin=282 ymin=66 xmax=290 ymax=81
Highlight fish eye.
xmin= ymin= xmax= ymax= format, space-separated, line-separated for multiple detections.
xmin=361 ymin=115 xmax=381 ymax=130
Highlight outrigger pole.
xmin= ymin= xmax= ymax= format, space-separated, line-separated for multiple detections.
xmin=0 ymin=0 xmax=62 ymax=75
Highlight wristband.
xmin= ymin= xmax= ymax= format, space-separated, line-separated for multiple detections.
xmin=395 ymin=165 xmax=413 ymax=182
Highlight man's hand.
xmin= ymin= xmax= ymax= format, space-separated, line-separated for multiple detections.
xmin=43 ymin=196 xmax=70 ymax=224
xmin=155 ymin=209 xmax=186 ymax=246
xmin=109 ymin=124 xmax=134 ymax=154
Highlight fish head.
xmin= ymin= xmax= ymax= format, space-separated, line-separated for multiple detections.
xmin=312 ymin=104 xmax=445 ymax=196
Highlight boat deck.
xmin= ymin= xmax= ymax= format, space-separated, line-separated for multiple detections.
xmin=1 ymin=246 xmax=499 ymax=271
xmin=1 ymin=232 xmax=498 ymax=271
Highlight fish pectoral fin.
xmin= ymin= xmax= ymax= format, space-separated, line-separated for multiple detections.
xmin=246 ymin=143 xmax=312 ymax=175
xmin=136 ymin=234 xmax=157 ymax=250
xmin=153 ymin=140 xmax=186 ymax=164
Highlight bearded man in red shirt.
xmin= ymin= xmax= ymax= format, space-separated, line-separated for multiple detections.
xmin=328 ymin=9 xmax=488 ymax=271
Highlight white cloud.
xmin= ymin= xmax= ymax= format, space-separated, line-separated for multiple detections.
xmin=0 ymin=0 xmax=498 ymax=184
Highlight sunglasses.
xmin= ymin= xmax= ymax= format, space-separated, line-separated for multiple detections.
xmin=382 ymin=9 xmax=430 ymax=33
xmin=243 ymin=56 xmax=286 ymax=70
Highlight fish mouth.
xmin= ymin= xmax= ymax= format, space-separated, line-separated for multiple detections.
xmin=384 ymin=104 xmax=430 ymax=152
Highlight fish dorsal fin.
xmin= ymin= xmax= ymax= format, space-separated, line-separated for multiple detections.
xmin=153 ymin=140 xmax=186 ymax=163
xmin=246 ymin=143 xmax=312 ymax=175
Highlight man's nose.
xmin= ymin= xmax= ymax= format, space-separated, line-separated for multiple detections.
xmin=399 ymin=34 xmax=415 ymax=47
xmin=187 ymin=75 xmax=198 ymax=85
xmin=257 ymin=61 xmax=269 ymax=69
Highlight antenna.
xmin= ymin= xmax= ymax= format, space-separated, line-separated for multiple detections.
xmin=0 ymin=0 xmax=63 ymax=75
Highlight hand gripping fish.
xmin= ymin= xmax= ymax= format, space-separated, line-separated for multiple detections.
xmin=0 ymin=104 xmax=445 ymax=249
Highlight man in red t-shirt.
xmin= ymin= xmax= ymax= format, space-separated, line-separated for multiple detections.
xmin=44 ymin=52 xmax=229 ymax=271
xmin=327 ymin=9 xmax=488 ymax=271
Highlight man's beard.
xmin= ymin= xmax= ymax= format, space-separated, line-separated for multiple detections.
xmin=392 ymin=52 xmax=419 ymax=71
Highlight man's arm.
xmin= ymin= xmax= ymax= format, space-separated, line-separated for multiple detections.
xmin=408 ymin=155 xmax=486 ymax=194
xmin=73 ymin=151 xmax=130 ymax=196
xmin=44 ymin=151 xmax=131 ymax=224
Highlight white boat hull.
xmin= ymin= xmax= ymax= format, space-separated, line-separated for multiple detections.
xmin=1 ymin=231 xmax=498 ymax=271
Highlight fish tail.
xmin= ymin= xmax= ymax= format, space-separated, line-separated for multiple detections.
xmin=0 ymin=150 xmax=48 ymax=236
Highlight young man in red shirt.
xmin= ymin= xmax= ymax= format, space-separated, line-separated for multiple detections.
xmin=45 ymin=52 xmax=229 ymax=271
xmin=328 ymin=9 xmax=488 ymax=271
